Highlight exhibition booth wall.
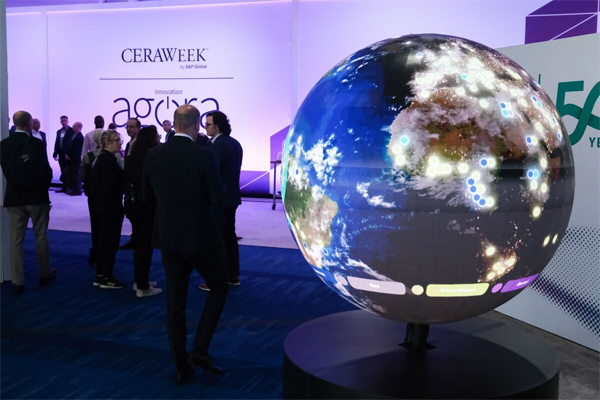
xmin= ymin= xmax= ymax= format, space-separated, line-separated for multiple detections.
xmin=4 ymin=0 xmax=599 ymax=350
xmin=7 ymin=0 xmax=548 ymax=195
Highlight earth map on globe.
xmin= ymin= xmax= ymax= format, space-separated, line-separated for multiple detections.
xmin=281 ymin=34 xmax=575 ymax=324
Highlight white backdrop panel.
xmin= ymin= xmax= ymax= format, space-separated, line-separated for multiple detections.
xmin=7 ymin=12 xmax=44 ymax=133
xmin=45 ymin=1 xmax=292 ymax=176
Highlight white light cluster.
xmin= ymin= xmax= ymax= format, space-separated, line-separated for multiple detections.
xmin=524 ymin=154 xmax=551 ymax=219
xmin=542 ymin=233 xmax=560 ymax=248
xmin=390 ymin=135 xmax=411 ymax=168
xmin=481 ymin=242 xmax=517 ymax=282
xmin=425 ymin=155 xmax=453 ymax=177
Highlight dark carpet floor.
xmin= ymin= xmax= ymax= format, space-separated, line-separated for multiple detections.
xmin=1 ymin=229 xmax=354 ymax=399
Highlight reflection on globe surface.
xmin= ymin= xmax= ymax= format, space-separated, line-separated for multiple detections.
xmin=281 ymin=34 xmax=575 ymax=324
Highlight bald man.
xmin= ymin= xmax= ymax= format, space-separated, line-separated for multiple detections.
xmin=1 ymin=111 xmax=56 ymax=294
xmin=144 ymin=104 xmax=228 ymax=384
xmin=162 ymin=119 xmax=176 ymax=142
xmin=31 ymin=118 xmax=47 ymax=148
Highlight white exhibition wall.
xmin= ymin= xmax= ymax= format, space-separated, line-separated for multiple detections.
xmin=7 ymin=0 xmax=548 ymax=191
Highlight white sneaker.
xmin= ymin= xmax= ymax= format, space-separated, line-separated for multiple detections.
xmin=136 ymin=287 xmax=162 ymax=298
xmin=133 ymin=281 xmax=157 ymax=291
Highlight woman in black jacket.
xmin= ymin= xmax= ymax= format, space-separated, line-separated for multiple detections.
xmin=124 ymin=125 xmax=162 ymax=297
xmin=91 ymin=129 xmax=125 ymax=289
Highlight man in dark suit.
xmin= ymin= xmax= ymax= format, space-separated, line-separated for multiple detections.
xmin=120 ymin=117 xmax=141 ymax=250
xmin=1 ymin=111 xmax=57 ymax=294
xmin=199 ymin=110 xmax=243 ymax=289
xmin=162 ymin=119 xmax=176 ymax=142
xmin=64 ymin=121 xmax=84 ymax=195
xmin=53 ymin=115 xmax=74 ymax=192
xmin=143 ymin=104 xmax=229 ymax=384
xmin=195 ymin=131 xmax=209 ymax=146
xmin=31 ymin=118 xmax=47 ymax=148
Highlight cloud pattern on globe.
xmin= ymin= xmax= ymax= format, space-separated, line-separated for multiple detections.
xmin=281 ymin=34 xmax=575 ymax=323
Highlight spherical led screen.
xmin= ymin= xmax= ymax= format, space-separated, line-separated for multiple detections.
xmin=281 ymin=34 xmax=575 ymax=324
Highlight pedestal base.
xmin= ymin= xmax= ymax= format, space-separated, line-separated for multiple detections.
xmin=283 ymin=311 xmax=559 ymax=399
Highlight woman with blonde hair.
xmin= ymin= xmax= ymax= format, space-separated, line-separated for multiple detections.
xmin=91 ymin=129 xmax=126 ymax=289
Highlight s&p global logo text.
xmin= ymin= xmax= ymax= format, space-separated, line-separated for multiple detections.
xmin=121 ymin=47 xmax=208 ymax=64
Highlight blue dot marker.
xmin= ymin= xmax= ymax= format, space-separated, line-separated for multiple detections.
xmin=480 ymin=159 xmax=488 ymax=166
xmin=558 ymin=133 xmax=562 ymax=140
xmin=479 ymin=199 xmax=486 ymax=206
xmin=470 ymin=186 xmax=477 ymax=193
xmin=468 ymin=178 xmax=475 ymax=185
xmin=474 ymin=194 xmax=480 ymax=201
xmin=303 ymin=242 xmax=307 ymax=248
xmin=295 ymin=169 xmax=299 ymax=175
xmin=532 ymin=96 xmax=537 ymax=102
xmin=527 ymin=170 xmax=533 ymax=179
xmin=526 ymin=136 xmax=532 ymax=144
xmin=500 ymin=103 xmax=506 ymax=109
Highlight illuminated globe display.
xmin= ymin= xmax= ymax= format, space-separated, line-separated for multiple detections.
xmin=281 ymin=34 xmax=575 ymax=324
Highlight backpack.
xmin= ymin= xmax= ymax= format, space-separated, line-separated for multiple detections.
xmin=8 ymin=136 xmax=46 ymax=188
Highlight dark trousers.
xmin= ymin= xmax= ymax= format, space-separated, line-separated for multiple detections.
xmin=87 ymin=197 xmax=99 ymax=265
xmin=161 ymin=249 xmax=228 ymax=372
xmin=66 ymin=162 xmax=82 ymax=193
xmin=95 ymin=203 xmax=124 ymax=278
xmin=219 ymin=206 xmax=240 ymax=279
xmin=124 ymin=200 xmax=136 ymax=246
xmin=58 ymin=156 xmax=67 ymax=190
xmin=131 ymin=204 xmax=155 ymax=290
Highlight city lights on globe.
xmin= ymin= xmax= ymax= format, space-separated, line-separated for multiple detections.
xmin=281 ymin=34 xmax=575 ymax=324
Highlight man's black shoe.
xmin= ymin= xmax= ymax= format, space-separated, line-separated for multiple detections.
xmin=39 ymin=269 xmax=58 ymax=285
xmin=119 ymin=241 xmax=135 ymax=250
xmin=12 ymin=285 xmax=24 ymax=294
xmin=176 ymin=365 xmax=195 ymax=385
xmin=187 ymin=351 xmax=224 ymax=375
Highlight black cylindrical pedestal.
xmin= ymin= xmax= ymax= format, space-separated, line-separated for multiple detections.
xmin=283 ymin=311 xmax=559 ymax=399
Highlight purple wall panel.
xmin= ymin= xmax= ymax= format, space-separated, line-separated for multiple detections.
xmin=525 ymin=13 xmax=595 ymax=43
xmin=555 ymin=14 xmax=598 ymax=39
xmin=530 ymin=0 xmax=599 ymax=15
xmin=240 ymin=170 xmax=270 ymax=196
xmin=526 ymin=0 xmax=599 ymax=44
xmin=269 ymin=125 xmax=289 ymax=163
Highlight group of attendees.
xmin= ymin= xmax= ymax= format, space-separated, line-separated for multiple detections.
xmin=2 ymin=105 xmax=243 ymax=383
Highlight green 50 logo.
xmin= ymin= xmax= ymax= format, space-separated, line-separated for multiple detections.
xmin=556 ymin=80 xmax=600 ymax=147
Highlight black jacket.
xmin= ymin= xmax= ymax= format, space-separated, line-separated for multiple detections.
xmin=91 ymin=150 xmax=123 ymax=208
xmin=65 ymin=132 xmax=84 ymax=166
xmin=1 ymin=131 xmax=52 ymax=207
xmin=53 ymin=126 xmax=74 ymax=161
xmin=143 ymin=135 xmax=225 ymax=252
xmin=208 ymin=134 xmax=243 ymax=208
